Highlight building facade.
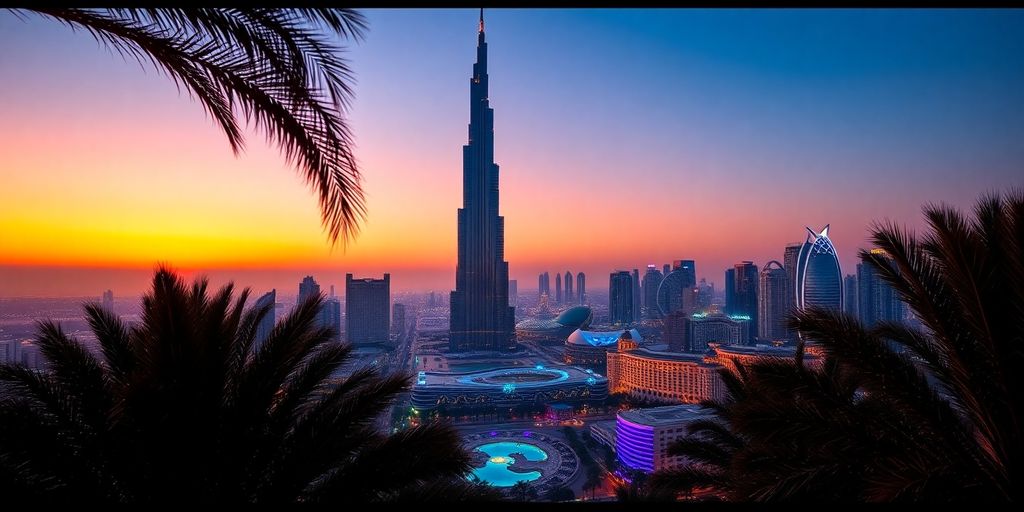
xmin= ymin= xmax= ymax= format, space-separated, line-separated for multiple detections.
xmin=609 ymin=270 xmax=635 ymax=325
xmin=642 ymin=265 xmax=664 ymax=319
xmin=689 ymin=312 xmax=750 ymax=349
xmin=606 ymin=332 xmax=725 ymax=405
xmin=857 ymin=248 xmax=904 ymax=327
xmin=254 ymin=289 xmax=276 ymax=345
xmin=577 ymin=272 xmax=586 ymax=305
xmin=616 ymin=404 xmax=719 ymax=473
xmin=449 ymin=14 xmax=516 ymax=352
xmin=796 ymin=225 xmax=843 ymax=312
xmin=346 ymin=273 xmax=390 ymax=346
xmin=758 ymin=261 xmax=789 ymax=342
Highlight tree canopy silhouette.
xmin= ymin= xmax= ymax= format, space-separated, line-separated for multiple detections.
xmin=0 ymin=267 xmax=498 ymax=503
xmin=7 ymin=8 xmax=367 ymax=244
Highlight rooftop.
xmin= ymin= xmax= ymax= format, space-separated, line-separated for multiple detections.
xmin=567 ymin=328 xmax=642 ymax=347
xmin=618 ymin=404 xmax=718 ymax=428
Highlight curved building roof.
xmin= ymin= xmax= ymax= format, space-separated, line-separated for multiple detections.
xmin=556 ymin=306 xmax=593 ymax=328
xmin=567 ymin=328 xmax=642 ymax=347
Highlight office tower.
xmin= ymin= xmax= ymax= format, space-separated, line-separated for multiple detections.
xmin=663 ymin=309 xmax=690 ymax=352
xmin=449 ymin=12 xmax=516 ymax=352
xmin=298 ymin=275 xmax=320 ymax=305
xmin=631 ymin=269 xmax=641 ymax=323
xmin=393 ymin=303 xmax=407 ymax=334
xmin=857 ymin=249 xmax=904 ymax=328
xmin=322 ymin=296 xmax=342 ymax=342
xmin=538 ymin=273 xmax=545 ymax=297
xmin=329 ymin=284 xmax=335 ymax=298
xmin=673 ymin=260 xmax=696 ymax=290
xmin=539 ymin=271 xmax=550 ymax=298
xmin=658 ymin=261 xmax=697 ymax=317
xmin=796 ymin=225 xmax=843 ymax=311
xmin=565 ymin=271 xmax=573 ymax=303
xmin=642 ymin=265 xmax=664 ymax=319
xmin=758 ymin=262 xmax=788 ymax=342
xmin=609 ymin=271 xmax=635 ymax=325
xmin=577 ymin=272 xmax=586 ymax=305
xmin=724 ymin=269 xmax=735 ymax=313
xmin=509 ymin=279 xmax=518 ymax=307
xmin=725 ymin=262 xmax=758 ymax=342
xmin=101 ymin=289 xmax=114 ymax=312
xmin=254 ymin=289 xmax=276 ymax=345
xmin=663 ymin=263 xmax=671 ymax=276
xmin=428 ymin=291 xmax=437 ymax=307
xmin=555 ymin=272 xmax=563 ymax=303
xmin=844 ymin=274 xmax=858 ymax=318
xmin=696 ymin=278 xmax=713 ymax=310
xmin=783 ymin=243 xmax=802 ymax=338
xmin=346 ymin=273 xmax=390 ymax=346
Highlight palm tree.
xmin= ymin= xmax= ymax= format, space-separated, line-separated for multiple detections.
xmin=5 ymin=8 xmax=367 ymax=244
xmin=0 ymin=267 xmax=498 ymax=503
xmin=652 ymin=190 xmax=1024 ymax=502
xmin=508 ymin=481 xmax=538 ymax=502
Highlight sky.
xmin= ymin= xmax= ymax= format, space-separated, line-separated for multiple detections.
xmin=1 ymin=8 xmax=1023 ymax=298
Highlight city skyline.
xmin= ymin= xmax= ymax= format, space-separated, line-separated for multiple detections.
xmin=2 ymin=9 xmax=1024 ymax=297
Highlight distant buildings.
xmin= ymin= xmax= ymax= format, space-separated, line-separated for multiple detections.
xmin=758 ymin=261 xmax=789 ymax=343
xmin=631 ymin=269 xmax=641 ymax=324
xmin=783 ymin=243 xmax=803 ymax=338
xmin=696 ymin=278 xmax=713 ymax=310
xmin=449 ymin=16 xmax=515 ymax=353
xmin=662 ymin=309 xmax=690 ymax=352
xmin=642 ymin=265 xmax=663 ymax=319
xmin=555 ymin=272 xmax=563 ymax=303
xmin=565 ymin=271 xmax=573 ymax=303
xmin=101 ymin=289 xmax=114 ymax=312
xmin=254 ymin=289 xmax=276 ymax=345
xmin=538 ymin=272 xmax=550 ymax=298
xmin=844 ymin=274 xmax=858 ymax=318
xmin=657 ymin=261 xmax=696 ymax=317
xmin=662 ymin=263 xmax=671 ymax=277
xmin=857 ymin=248 xmax=904 ymax=327
xmin=725 ymin=261 xmax=758 ymax=342
xmin=616 ymin=404 xmax=719 ymax=473
xmin=509 ymin=279 xmax=518 ymax=307
xmin=577 ymin=272 xmax=586 ymax=305
xmin=689 ymin=312 xmax=750 ymax=349
xmin=346 ymin=273 xmax=390 ymax=346
xmin=298 ymin=276 xmax=320 ymax=305
xmin=322 ymin=296 xmax=342 ymax=342
xmin=796 ymin=225 xmax=843 ymax=311
xmin=609 ymin=270 xmax=636 ymax=325
xmin=516 ymin=306 xmax=592 ymax=344
xmin=393 ymin=303 xmax=407 ymax=335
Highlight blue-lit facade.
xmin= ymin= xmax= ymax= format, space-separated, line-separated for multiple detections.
xmin=450 ymin=13 xmax=516 ymax=352
xmin=657 ymin=261 xmax=696 ymax=317
xmin=796 ymin=225 xmax=843 ymax=312
xmin=616 ymin=417 xmax=656 ymax=472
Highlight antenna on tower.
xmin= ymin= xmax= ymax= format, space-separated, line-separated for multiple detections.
xmin=479 ymin=8 xmax=484 ymax=32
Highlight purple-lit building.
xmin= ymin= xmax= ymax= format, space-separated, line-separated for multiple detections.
xmin=616 ymin=404 xmax=717 ymax=473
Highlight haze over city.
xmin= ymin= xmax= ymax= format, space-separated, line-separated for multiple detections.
xmin=3 ymin=8 xmax=1022 ymax=297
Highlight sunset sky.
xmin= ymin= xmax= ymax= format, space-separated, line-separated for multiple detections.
xmin=1 ymin=9 xmax=1023 ymax=298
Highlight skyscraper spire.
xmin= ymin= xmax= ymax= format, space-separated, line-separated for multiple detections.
xmin=450 ymin=8 xmax=514 ymax=352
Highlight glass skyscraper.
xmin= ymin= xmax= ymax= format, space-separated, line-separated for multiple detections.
xmin=796 ymin=225 xmax=843 ymax=312
xmin=449 ymin=12 xmax=515 ymax=352
xmin=609 ymin=270 xmax=635 ymax=325
xmin=346 ymin=273 xmax=390 ymax=346
xmin=758 ymin=262 xmax=789 ymax=342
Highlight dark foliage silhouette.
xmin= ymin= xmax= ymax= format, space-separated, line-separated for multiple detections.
xmin=647 ymin=190 xmax=1023 ymax=502
xmin=0 ymin=267 xmax=499 ymax=503
xmin=6 ymin=8 xmax=367 ymax=244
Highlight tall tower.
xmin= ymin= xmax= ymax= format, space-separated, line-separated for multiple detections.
xmin=796 ymin=225 xmax=843 ymax=312
xmin=609 ymin=271 xmax=634 ymax=325
xmin=577 ymin=272 xmax=586 ymax=305
xmin=758 ymin=262 xmax=788 ymax=342
xmin=450 ymin=10 xmax=515 ymax=352
xmin=555 ymin=272 xmax=563 ymax=303
xmin=642 ymin=265 xmax=663 ymax=319
xmin=565 ymin=271 xmax=573 ymax=303
xmin=631 ymin=269 xmax=641 ymax=323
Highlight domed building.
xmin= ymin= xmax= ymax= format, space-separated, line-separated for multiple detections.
xmin=516 ymin=305 xmax=593 ymax=344
xmin=564 ymin=327 xmax=642 ymax=369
